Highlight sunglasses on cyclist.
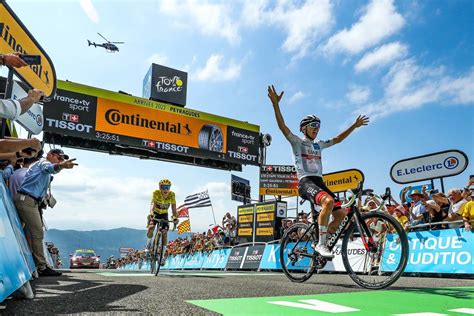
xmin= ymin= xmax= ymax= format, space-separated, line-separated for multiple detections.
xmin=307 ymin=122 xmax=320 ymax=129
xmin=160 ymin=185 xmax=171 ymax=190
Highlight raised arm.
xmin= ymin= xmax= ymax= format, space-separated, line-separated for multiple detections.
xmin=267 ymin=85 xmax=291 ymax=136
xmin=332 ymin=115 xmax=369 ymax=144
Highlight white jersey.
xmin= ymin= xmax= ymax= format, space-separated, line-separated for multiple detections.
xmin=285 ymin=131 xmax=334 ymax=180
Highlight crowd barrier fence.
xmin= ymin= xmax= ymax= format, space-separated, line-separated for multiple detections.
xmin=0 ymin=180 xmax=35 ymax=303
xmin=120 ymin=228 xmax=473 ymax=275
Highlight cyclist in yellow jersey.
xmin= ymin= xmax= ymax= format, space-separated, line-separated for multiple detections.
xmin=146 ymin=179 xmax=179 ymax=250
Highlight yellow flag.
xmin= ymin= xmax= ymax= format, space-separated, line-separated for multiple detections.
xmin=177 ymin=219 xmax=191 ymax=234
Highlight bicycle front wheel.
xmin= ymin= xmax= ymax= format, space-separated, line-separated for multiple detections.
xmin=341 ymin=211 xmax=409 ymax=289
xmin=150 ymin=232 xmax=160 ymax=275
xmin=154 ymin=233 xmax=164 ymax=276
xmin=280 ymin=223 xmax=318 ymax=283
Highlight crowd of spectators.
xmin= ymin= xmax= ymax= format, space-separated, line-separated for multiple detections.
xmin=1 ymin=52 xmax=78 ymax=277
xmin=45 ymin=242 xmax=61 ymax=269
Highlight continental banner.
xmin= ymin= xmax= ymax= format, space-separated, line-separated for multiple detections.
xmin=237 ymin=204 xmax=254 ymax=243
xmin=43 ymin=80 xmax=260 ymax=166
xmin=259 ymin=165 xmax=364 ymax=195
xmin=0 ymin=1 xmax=56 ymax=97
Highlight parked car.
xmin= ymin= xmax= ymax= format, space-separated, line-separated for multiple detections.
xmin=70 ymin=249 xmax=100 ymax=269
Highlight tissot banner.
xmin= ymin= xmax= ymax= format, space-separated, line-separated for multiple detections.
xmin=43 ymin=80 xmax=260 ymax=166
xmin=225 ymin=247 xmax=248 ymax=269
xmin=0 ymin=1 xmax=56 ymax=97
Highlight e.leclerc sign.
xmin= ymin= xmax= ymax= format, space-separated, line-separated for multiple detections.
xmin=390 ymin=150 xmax=468 ymax=184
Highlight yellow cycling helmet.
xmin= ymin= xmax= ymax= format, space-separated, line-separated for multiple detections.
xmin=159 ymin=179 xmax=172 ymax=186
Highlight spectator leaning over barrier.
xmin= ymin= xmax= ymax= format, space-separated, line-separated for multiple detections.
xmin=447 ymin=188 xmax=466 ymax=227
xmin=423 ymin=200 xmax=443 ymax=230
xmin=407 ymin=190 xmax=427 ymax=228
xmin=461 ymin=191 xmax=474 ymax=232
xmin=14 ymin=148 xmax=78 ymax=277
xmin=8 ymin=155 xmax=40 ymax=198
xmin=393 ymin=206 xmax=410 ymax=232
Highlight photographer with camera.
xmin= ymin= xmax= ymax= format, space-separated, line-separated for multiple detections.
xmin=14 ymin=148 xmax=78 ymax=277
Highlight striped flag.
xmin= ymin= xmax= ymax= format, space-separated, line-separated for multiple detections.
xmin=183 ymin=190 xmax=212 ymax=209
xmin=177 ymin=205 xmax=189 ymax=218
xmin=177 ymin=219 xmax=191 ymax=234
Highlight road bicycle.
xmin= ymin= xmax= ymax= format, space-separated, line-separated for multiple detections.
xmin=149 ymin=218 xmax=175 ymax=276
xmin=280 ymin=183 xmax=409 ymax=289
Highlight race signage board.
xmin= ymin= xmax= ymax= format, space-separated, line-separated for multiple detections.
xmin=259 ymin=165 xmax=298 ymax=196
xmin=237 ymin=204 xmax=254 ymax=243
xmin=390 ymin=150 xmax=468 ymax=184
xmin=11 ymin=81 xmax=43 ymax=135
xmin=259 ymin=166 xmax=364 ymax=195
xmin=43 ymin=80 xmax=260 ymax=169
xmin=225 ymin=247 xmax=247 ymax=270
xmin=0 ymin=1 xmax=56 ymax=97
xmin=231 ymin=174 xmax=250 ymax=203
xmin=143 ymin=63 xmax=187 ymax=107
xmin=119 ymin=247 xmax=135 ymax=254
xmin=255 ymin=202 xmax=276 ymax=242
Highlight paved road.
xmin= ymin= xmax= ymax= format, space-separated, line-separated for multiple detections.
xmin=3 ymin=269 xmax=473 ymax=315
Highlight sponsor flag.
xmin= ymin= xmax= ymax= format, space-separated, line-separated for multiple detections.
xmin=183 ymin=190 xmax=212 ymax=209
xmin=177 ymin=219 xmax=191 ymax=234
xmin=177 ymin=205 xmax=189 ymax=218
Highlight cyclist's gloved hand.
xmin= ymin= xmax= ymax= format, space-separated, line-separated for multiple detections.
xmin=172 ymin=216 xmax=179 ymax=225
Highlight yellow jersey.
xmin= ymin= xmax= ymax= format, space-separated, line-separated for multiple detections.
xmin=151 ymin=190 xmax=176 ymax=214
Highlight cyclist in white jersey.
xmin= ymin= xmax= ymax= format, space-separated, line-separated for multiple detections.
xmin=268 ymin=85 xmax=369 ymax=258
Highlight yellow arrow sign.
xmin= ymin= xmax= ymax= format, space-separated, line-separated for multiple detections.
xmin=0 ymin=1 xmax=56 ymax=97
xmin=323 ymin=169 xmax=365 ymax=193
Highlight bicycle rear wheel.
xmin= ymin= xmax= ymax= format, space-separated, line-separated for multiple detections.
xmin=280 ymin=223 xmax=318 ymax=283
xmin=341 ymin=211 xmax=409 ymax=289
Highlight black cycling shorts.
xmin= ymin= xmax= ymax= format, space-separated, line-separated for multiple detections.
xmin=149 ymin=213 xmax=169 ymax=230
xmin=298 ymin=176 xmax=340 ymax=211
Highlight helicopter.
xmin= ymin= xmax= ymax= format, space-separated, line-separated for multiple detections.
xmin=87 ymin=33 xmax=124 ymax=53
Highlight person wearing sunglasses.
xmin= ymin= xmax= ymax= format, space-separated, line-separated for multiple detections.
xmin=146 ymin=179 xmax=179 ymax=252
xmin=267 ymin=85 xmax=369 ymax=258
xmin=14 ymin=148 xmax=77 ymax=277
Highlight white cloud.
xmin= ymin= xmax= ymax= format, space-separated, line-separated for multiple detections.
xmin=355 ymin=42 xmax=408 ymax=72
xmin=79 ymin=0 xmax=99 ymax=23
xmin=288 ymin=91 xmax=306 ymax=104
xmin=194 ymin=54 xmax=241 ymax=81
xmin=146 ymin=53 xmax=169 ymax=66
xmin=346 ymin=85 xmax=371 ymax=104
xmin=243 ymin=0 xmax=334 ymax=59
xmin=322 ymin=0 xmax=404 ymax=56
xmin=353 ymin=60 xmax=474 ymax=120
xmin=159 ymin=0 xmax=240 ymax=44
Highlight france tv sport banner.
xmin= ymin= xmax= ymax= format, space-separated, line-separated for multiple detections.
xmin=0 ymin=1 xmax=56 ymax=97
xmin=43 ymin=80 xmax=260 ymax=166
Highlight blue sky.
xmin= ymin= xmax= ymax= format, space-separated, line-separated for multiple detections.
xmin=4 ymin=0 xmax=473 ymax=232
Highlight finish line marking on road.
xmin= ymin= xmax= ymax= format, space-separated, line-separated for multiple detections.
xmin=97 ymin=272 xmax=281 ymax=277
xmin=188 ymin=286 xmax=474 ymax=316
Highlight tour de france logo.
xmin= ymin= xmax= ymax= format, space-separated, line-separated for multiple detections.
xmin=444 ymin=156 xmax=459 ymax=169
xmin=155 ymin=76 xmax=184 ymax=93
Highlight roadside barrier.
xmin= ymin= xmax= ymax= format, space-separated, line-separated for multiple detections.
xmin=121 ymin=228 xmax=473 ymax=275
xmin=0 ymin=181 xmax=35 ymax=303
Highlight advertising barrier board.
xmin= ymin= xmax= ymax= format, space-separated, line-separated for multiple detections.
xmin=382 ymin=228 xmax=474 ymax=274
xmin=0 ymin=181 xmax=34 ymax=303
xmin=225 ymin=247 xmax=248 ymax=270
xmin=182 ymin=252 xmax=205 ymax=269
xmin=201 ymin=248 xmax=231 ymax=270
xmin=241 ymin=245 xmax=265 ymax=270
xmin=0 ymin=1 xmax=56 ymax=97
xmin=390 ymin=150 xmax=468 ymax=184
xmin=163 ymin=254 xmax=186 ymax=270
xmin=44 ymin=80 xmax=260 ymax=168
xmin=11 ymin=81 xmax=43 ymax=135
